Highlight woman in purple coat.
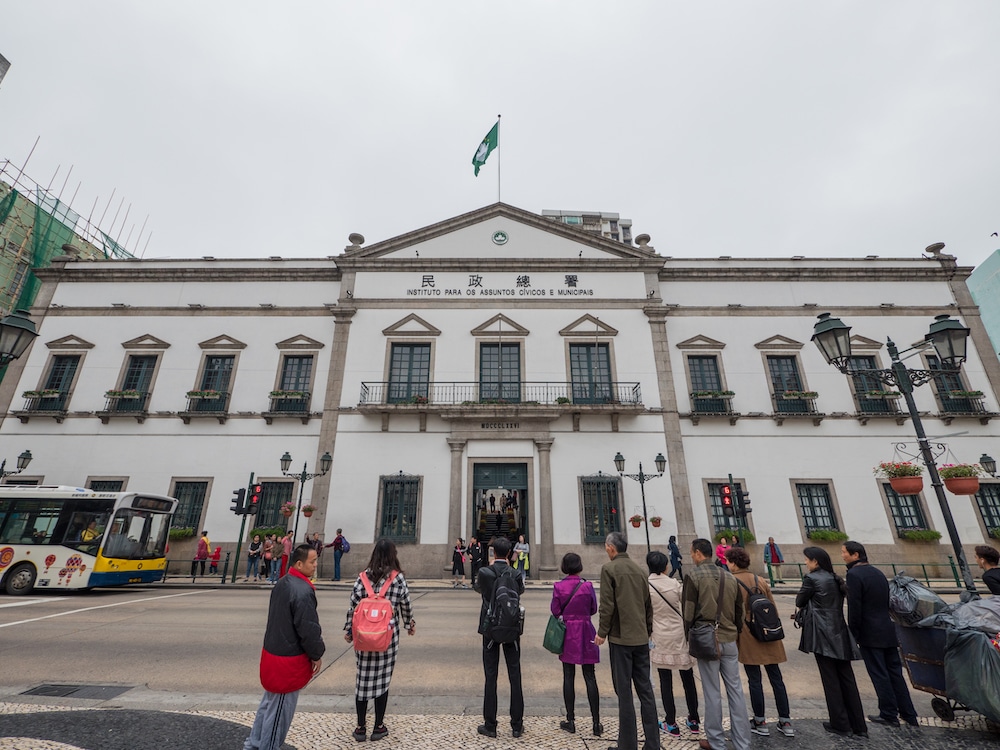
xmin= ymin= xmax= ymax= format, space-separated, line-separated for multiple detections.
xmin=550 ymin=552 xmax=603 ymax=737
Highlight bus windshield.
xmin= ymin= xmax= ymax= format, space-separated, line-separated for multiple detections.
xmin=101 ymin=506 xmax=171 ymax=559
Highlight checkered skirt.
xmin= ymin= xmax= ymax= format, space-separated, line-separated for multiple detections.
xmin=344 ymin=571 xmax=414 ymax=700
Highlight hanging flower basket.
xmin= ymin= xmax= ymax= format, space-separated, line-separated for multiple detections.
xmin=889 ymin=476 xmax=924 ymax=495
xmin=650 ymin=516 xmax=662 ymax=528
xmin=629 ymin=515 xmax=644 ymax=528
xmin=943 ymin=477 xmax=980 ymax=495
xmin=301 ymin=505 xmax=316 ymax=518
xmin=280 ymin=502 xmax=296 ymax=517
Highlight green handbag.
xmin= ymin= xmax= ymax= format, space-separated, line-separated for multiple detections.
xmin=543 ymin=579 xmax=585 ymax=655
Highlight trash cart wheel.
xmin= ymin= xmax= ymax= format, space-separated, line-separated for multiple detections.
xmin=931 ymin=697 xmax=955 ymax=722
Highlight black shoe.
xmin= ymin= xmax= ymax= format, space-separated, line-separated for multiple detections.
xmin=593 ymin=722 xmax=604 ymax=736
xmin=560 ymin=720 xmax=576 ymax=733
xmin=853 ymin=732 xmax=870 ymax=738
xmin=822 ymin=722 xmax=850 ymax=737
xmin=477 ymin=724 xmax=497 ymax=738
xmin=370 ymin=725 xmax=388 ymax=741
xmin=352 ymin=726 xmax=367 ymax=742
xmin=868 ymin=714 xmax=900 ymax=728
xmin=903 ymin=717 xmax=920 ymax=727
xmin=512 ymin=725 xmax=523 ymax=738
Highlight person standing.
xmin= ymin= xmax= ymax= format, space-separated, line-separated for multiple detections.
xmin=646 ymin=550 xmax=700 ymax=739
xmin=764 ymin=537 xmax=785 ymax=584
xmin=975 ymin=545 xmax=1000 ymax=594
xmin=476 ymin=536 xmax=525 ymax=739
xmin=209 ymin=546 xmax=222 ymax=574
xmin=594 ymin=531 xmax=660 ymax=750
xmin=714 ymin=537 xmax=729 ymax=568
xmin=795 ymin=546 xmax=866 ymax=738
xmin=325 ymin=528 xmax=347 ymax=581
xmin=344 ymin=538 xmax=415 ymax=742
xmin=841 ymin=541 xmax=918 ymax=728
xmin=468 ymin=536 xmax=486 ymax=589
xmin=725 ymin=547 xmax=793 ymax=738
xmin=667 ymin=536 xmax=683 ymax=580
xmin=279 ymin=531 xmax=293 ymax=578
xmin=262 ymin=534 xmax=275 ymax=582
xmin=245 ymin=534 xmax=263 ymax=581
xmin=243 ymin=544 xmax=324 ymax=750
xmin=452 ymin=537 xmax=469 ymax=588
xmin=268 ymin=535 xmax=281 ymax=584
xmin=191 ymin=530 xmax=210 ymax=577
xmin=682 ymin=538 xmax=749 ymax=750
xmin=551 ymin=552 xmax=603 ymax=737
xmin=513 ymin=534 xmax=530 ymax=581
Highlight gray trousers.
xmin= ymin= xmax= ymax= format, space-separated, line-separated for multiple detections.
xmin=697 ymin=641 xmax=751 ymax=750
xmin=244 ymin=689 xmax=299 ymax=750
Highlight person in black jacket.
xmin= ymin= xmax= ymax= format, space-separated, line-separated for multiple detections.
xmin=842 ymin=541 xmax=918 ymax=728
xmin=794 ymin=546 xmax=866 ymax=738
xmin=975 ymin=545 xmax=1000 ymax=595
xmin=468 ymin=536 xmax=486 ymax=588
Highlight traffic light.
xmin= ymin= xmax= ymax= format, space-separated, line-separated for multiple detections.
xmin=247 ymin=484 xmax=262 ymax=516
xmin=230 ymin=488 xmax=246 ymax=514
xmin=737 ymin=487 xmax=751 ymax=515
xmin=720 ymin=484 xmax=735 ymax=517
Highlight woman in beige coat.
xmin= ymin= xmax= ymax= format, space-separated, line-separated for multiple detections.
xmin=646 ymin=551 xmax=700 ymax=738
xmin=725 ymin=546 xmax=794 ymax=738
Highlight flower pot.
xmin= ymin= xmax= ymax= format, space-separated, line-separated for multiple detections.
xmin=282 ymin=509 xmax=293 ymax=518
xmin=651 ymin=519 xmax=662 ymax=528
xmin=889 ymin=476 xmax=923 ymax=495
xmin=943 ymin=477 xmax=980 ymax=495
xmin=630 ymin=520 xmax=642 ymax=528
xmin=302 ymin=510 xmax=313 ymax=518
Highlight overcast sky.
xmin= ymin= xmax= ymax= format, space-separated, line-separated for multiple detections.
xmin=2 ymin=2 xmax=998 ymax=267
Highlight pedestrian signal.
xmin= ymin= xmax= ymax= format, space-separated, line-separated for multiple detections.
xmin=247 ymin=484 xmax=263 ymax=515
xmin=737 ymin=488 xmax=751 ymax=514
xmin=231 ymin=488 xmax=246 ymax=514
xmin=721 ymin=485 xmax=735 ymax=517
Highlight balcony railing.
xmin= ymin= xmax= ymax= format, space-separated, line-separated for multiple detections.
xmin=267 ymin=391 xmax=311 ymax=413
xmin=359 ymin=381 xmax=642 ymax=407
xmin=936 ymin=394 xmax=996 ymax=425
xmin=184 ymin=391 xmax=231 ymax=413
xmin=772 ymin=392 xmax=819 ymax=414
xmin=21 ymin=391 xmax=70 ymax=413
xmin=103 ymin=391 xmax=151 ymax=413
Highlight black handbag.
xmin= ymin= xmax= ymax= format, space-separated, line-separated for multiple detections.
xmin=688 ymin=570 xmax=728 ymax=661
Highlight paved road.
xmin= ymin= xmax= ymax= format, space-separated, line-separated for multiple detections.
xmin=0 ymin=582 xmax=996 ymax=749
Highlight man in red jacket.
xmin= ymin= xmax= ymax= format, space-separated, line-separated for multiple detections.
xmin=244 ymin=544 xmax=325 ymax=750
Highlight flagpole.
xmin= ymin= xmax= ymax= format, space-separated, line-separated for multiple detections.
xmin=496 ymin=114 xmax=501 ymax=203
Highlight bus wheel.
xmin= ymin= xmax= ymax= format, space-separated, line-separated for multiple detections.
xmin=3 ymin=563 xmax=36 ymax=596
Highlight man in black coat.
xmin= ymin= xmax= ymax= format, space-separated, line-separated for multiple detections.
xmin=841 ymin=541 xmax=918 ymax=728
xmin=468 ymin=536 xmax=486 ymax=588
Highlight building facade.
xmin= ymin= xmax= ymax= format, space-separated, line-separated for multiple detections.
xmin=1 ymin=203 xmax=998 ymax=579
xmin=968 ymin=248 xmax=1000 ymax=356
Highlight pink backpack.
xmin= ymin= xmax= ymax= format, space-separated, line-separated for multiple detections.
xmin=352 ymin=570 xmax=398 ymax=653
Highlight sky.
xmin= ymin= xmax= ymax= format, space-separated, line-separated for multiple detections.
xmin=1 ymin=2 xmax=998 ymax=267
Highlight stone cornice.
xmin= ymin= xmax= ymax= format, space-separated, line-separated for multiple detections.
xmin=658 ymin=265 xmax=974 ymax=282
xmin=34 ymin=266 xmax=341 ymax=283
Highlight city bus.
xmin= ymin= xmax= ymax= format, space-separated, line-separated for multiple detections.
xmin=0 ymin=485 xmax=176 ymax=595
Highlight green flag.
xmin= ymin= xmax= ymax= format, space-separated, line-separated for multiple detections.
xmin=472 ymin=121 xmax=499 ymax=176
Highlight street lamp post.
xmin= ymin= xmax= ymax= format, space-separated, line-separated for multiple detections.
xmin=0 ymin=449 xmax=32 ymax=478
xmin=811 ymin=312 xmax=979 ymax=593
xmin=279 ymin=450 xmax=332 ymax=543
xmin=0 ymin=309 xmax=39 ymax=366
xmin=613 ymin=451 xmax=666 ymax=553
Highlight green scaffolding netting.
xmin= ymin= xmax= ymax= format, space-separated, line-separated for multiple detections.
xmin=13 ymin=188 xmax=80 ymax=312
xmin=0 ymin=187 xmax=17 ymax=227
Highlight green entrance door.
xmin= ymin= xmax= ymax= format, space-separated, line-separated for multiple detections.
xmin=473 ymin=463 xmax=528 ymax=544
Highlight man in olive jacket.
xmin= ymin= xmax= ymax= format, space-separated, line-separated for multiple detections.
xmin=682 ymin=538 xmax=749 ymax=750
xmin=594 ymin=531 xmax=659 ymax=750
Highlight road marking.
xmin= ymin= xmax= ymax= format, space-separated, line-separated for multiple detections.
xmin=0 ymin=590 xmax=207 ymax=629
xmin=0 ymin=598 xmax=46 ymax=609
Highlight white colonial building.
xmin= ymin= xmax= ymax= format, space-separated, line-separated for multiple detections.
xmin=1 ymin=203 xmax=998 ymax=579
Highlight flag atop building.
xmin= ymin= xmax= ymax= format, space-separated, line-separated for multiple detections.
xmin=472 ymin=120 xmax=499 ymax=176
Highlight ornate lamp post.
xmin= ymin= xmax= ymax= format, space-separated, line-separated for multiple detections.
xmin=980 ymin=454 xmax=997 ymax=478
xmin=279 ymin=450 xmax=332 ymax=543
xmin=811 ymin=312 xmax=978 ymax=593
xmin=613 ymin=451 xmax=666 ymax=552
xmin=0 ymin=309 xmax=38 ymax=366
xmin=0 ymin=449 xmax=32 ymax=478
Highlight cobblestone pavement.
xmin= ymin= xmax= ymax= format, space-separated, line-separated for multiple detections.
xmin=0 ymin=702 xmax=997 ymax=750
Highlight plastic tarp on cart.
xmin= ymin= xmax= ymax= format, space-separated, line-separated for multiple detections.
xmin=944 ymin=629 xmax=1000 ymax=725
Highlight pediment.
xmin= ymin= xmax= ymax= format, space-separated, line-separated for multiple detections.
xmin=45 ymin=335 xmax=95 ymax=350
xmin=121 ymin=334 xmax=171 ymax=350
xmin=382 ymin=314 xmax=442 ymax=337
xmin=754 ymin=335 xmax=803 ymax=350
xmin=560 ymin=314 xmax=619 ymax=338
xmin=676 ymin=335 xmax=727 ymax=350
xmin=198 ymin=335 xmax=248 ymax=350
xmin=343 ymin=203 xmax=659 ymax=262
xmin=275 ymin=335 xmax=325 ymax=350
xmin=849 ymin=335 xmax=883 ymax=350
xmin=471 ymin=314 xmax=530 ymax=337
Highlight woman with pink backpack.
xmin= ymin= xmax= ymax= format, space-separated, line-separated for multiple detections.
xmin=343 ymin=538 xmax=415 ymax=743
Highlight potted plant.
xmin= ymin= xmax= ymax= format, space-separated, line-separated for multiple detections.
xmin=629 ymin=514 xmax=644 ymax=528
xmin=712 ymin=528 xmax=755 ymax=544
xmin=948 ymin=390 xmax=984 ymax=399
xmin=280 ymin=502 xmax=296 ymax=517
xmin=991 ymin=528 xmax=1000 ymax=541
xmin=691 ymin=390 xmax=735 ymax=399
xmin=22 ymin=389 xmax=61 ymax=398
xmin=270 ymin=390 xmax=306 ymax=399
xmin=408 ymin=394 xmax=429 ymax=405
xmin=301 ymin=504 xmax=316 ymax=518
xmin=555 ymin=396 xmax=571 ymax=404
xmin=186 ymin=389 xmax=221 ymax=399
xmin=650 ymin=516 xmax=662 ymax=528
xmin=874 ymin=461 xmax=924 ymax=495
xmin=807 ymin=528 xmax=849 ymax=543
xmin=779 ymin=390 xmax=818 ymax=400
xmin=168 ymin=526 xmax=195 ymax=541
xmin=938 ymin=463 xmax=982 ymax=495
xmin=866 ymin=389 xmax=902 ymax=399
xmin=899 ymin=528 xmax=942 ymax=542
xmin=105 ymin=389 xmax=142 ymax=399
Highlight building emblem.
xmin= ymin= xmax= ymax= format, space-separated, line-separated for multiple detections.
xmin=492 ymin=230 xmax=509 ymax=246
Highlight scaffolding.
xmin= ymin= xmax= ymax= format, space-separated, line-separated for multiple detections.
xmin=0 ymin=159 xmax=139 ymax=316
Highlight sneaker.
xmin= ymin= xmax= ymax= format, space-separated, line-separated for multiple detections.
xmin=751 ymin=719 xmax=770 ymax=736
xmin=685 ymin=718 xmax=700 ymax=735
xmin=659 ymin=722 xmax=681 ymax=737
xmin=370 ymin=725 xmax=388 ymax=741
xmin=352 ymin=726 xmax=367 ymax=742
xmin=477 ymin=724 xmax=497 ymax=738
xmin=776 ymin=720 xmax=795 ymax=737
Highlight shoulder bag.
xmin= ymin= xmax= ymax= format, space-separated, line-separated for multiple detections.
xmin=688 ymin=570 xmax=728 ymax=661
xmin=543 ymin=579 xmax=585 ymax=655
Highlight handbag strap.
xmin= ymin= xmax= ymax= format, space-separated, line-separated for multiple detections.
xmin=714 ymin=569 xmax=728 ymax=626
xmin=649 ymin=580 xmax=683 ymax=619
xmin=557 ymin=579 xmax=586 ymax=617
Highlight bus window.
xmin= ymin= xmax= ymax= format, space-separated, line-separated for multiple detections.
xmin=103 ymin=508 xmax=169 ymax=559
xmin=0 ymin=500 xmax=62 ymax=544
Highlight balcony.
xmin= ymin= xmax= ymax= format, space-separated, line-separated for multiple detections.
xmin=936 ymin=392 xmax=997 ymax=425
xmin=854 ymin=391 xmax=907 ymax=426
xmin=262 ymin=390 xmax=315 ymax=425
xmin=771 ymin=391 xmax=824 ymax=426
xmin=684 ymin=391 xmax=739 ymax=425
xmin=178 ymin=391 xmax=231 ymax=424
xmin=13 ymin=390 xmax=70 ymax=423
xmin=96 ymin=391 xmax=151 ymax=424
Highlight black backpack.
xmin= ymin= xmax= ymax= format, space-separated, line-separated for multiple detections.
xmin=484 ymin=566 xmax=524 ymax=645
xmin=737 ymin=575 xmax=785 ymax=642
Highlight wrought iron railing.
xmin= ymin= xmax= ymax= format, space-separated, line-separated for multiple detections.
xmin=359 ymin=381 xmax=642 ymax=406
xmin=937 ymin=394 xmax=988 ymax=415
xmin=184 ymin=391 xmax=231 ymax=413
xmin=103 ymin=392 xmax=151 ymax=413
xmin=267 ymin=391 xmax=311 ymax=413
xmin=21 ymin=392 xmax=70 ymax=412
xmin=772 ymin=393 xmax=818 ymax=414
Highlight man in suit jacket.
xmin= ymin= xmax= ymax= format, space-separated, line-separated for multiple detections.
xmin=842 ymin=541 xmax=918 ymax=728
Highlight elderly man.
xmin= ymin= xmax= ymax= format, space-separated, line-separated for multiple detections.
xmin=682 ymin=538 xmax=750 ymax=750
xmin=594 ymin=531 xmax=659 ymax=750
